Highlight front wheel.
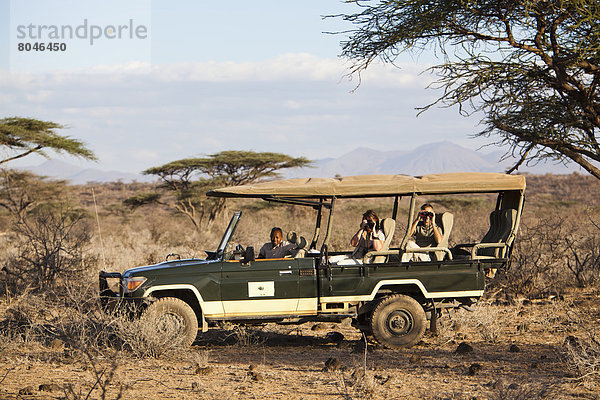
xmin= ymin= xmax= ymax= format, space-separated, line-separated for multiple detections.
xmin=141 ymin=297 xmax=198 ymax=346
xmin=369 ymin=295 xmax=426 ymax=348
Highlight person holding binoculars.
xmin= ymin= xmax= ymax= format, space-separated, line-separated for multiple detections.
xmin=402 ymin=203 xmax=443 ymax=262
xmin=329 ymin=209 xmax=385 ymax=265
xmin=350 ymin=209 xmax=385 ymax=259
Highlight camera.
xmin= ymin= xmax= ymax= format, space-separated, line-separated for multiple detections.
xmin=364 ymin=220 xmax=375 ymax=230
xmin=419 ymin=211 xmax=433 ymax=219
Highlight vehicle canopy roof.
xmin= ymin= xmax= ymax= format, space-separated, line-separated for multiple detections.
xmin=207 ymin=172 xmax=526 ymax=199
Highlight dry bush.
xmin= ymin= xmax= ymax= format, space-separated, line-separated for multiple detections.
xmin=562 ymin=311 xmax=600 ymax=390
xmin=564 ymin=226 xmax=600 ymax=288
xmin=334 ymin=367 xmax=378 ymax=400
xmin=488 ymin=382 xmax=555 ymax=400
xmin=114 ymin=310 xmax=190 ymax=358
xmin=499 ymin=213 xmax=600 ymax=297
xmin=62 ymin=358 xmax=124 ymax=400
xmin=9 ymin=205 xmax=92 ymax=290
xmin=506 ymin=216 xmax=568 ymax=297
xmin=564 ymin=335 xmax=600 ymax=390
xmin=53 ymin=279 xmax=190 ymax=359
xmin=0 ymin=289 xmax=44 ymax=346
xmin=219 ymin=323 xmax=267 ymax=347
xmin=190 ymin=349 xmax=210 ymax=367
xmin=449 ymin=304 xmax=509 ymax=343
xmin=0 ymin=281 xmax=119 ymax=356
xmin=0 ymin=277 xmax=189 ymax=361
xmin=0 ymin=171 xmax=95 ymax=295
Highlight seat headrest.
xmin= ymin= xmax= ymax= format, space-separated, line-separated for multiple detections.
xmin=287 ymin=231 xmax=307 ymax=249
xmin=381 ymin=218 xmax=395 ymax=236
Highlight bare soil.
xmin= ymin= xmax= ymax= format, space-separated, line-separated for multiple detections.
xmin=1 ymin=292 xmax=598 ymax=400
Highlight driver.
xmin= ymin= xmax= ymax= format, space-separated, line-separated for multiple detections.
xmin=257 ymin=227 xmax=298 ymax=259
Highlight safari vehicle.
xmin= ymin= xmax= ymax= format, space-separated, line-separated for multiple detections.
xmin=99 ymin=173 xmax=525 ymax=348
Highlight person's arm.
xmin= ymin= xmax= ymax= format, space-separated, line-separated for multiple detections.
xmin=282 ymin=241 xmax=297 ymax=256
xmin=432 ymin=224 xmax=443 ymax=245
xmin=371 ymin=232 xmax=384 ymax=251
xmin=350 ymin=225 xmax=365 ymax=247
xmin=429 ymin=214 xmax=442 ymax=245
xmin=408 ymin=218 xmax=419 ymax=237
xmin=257 ymin=244 xmax=266 ymax=259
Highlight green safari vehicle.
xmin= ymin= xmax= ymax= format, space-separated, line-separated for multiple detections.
xmin=100 ymin=172 xmax=525 ymax=348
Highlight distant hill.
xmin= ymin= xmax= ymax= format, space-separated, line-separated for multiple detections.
xmin=286 ymin=141 xmax=582 ymax=178
xmin=17 ymin=159 xmax=155 ymax=184
xmin=14 ymin=142 xmax=583 ymax=184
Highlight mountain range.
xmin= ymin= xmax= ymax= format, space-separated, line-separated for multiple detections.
xmin=285 ymin=141 xmax=579 ymax=178
xmin=16 ymin=141 xmax=579 ymax=185
xmin=18 ymin=160 xmax=154 ymax=184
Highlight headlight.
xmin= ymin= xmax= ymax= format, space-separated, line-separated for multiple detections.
xmin=124 ymin=276 xmax=147 ymax=293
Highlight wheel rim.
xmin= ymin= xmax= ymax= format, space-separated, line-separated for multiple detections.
xmin=386 ymin=310 xmax=413 ymax=336
xmin=156 ymin=311 xmax=186 ymax=334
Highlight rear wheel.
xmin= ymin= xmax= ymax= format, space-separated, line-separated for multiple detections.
xmin=370 ymin=295 xmax=426 ymax=348
xmin=141 ymin=297 xmax=198 ymax=346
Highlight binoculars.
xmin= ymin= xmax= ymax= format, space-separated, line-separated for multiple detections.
xmin=418 ymin=211 xmax=434 ymax=219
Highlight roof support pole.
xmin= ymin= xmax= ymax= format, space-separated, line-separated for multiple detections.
xmin=507 ymin=190 xmax=526 ymax=259
xmin=392 ymin=195 xmax=400 ymax=220
xmin=400 ymin=193 xmax=418 ymax=250
xmin=309 ymin=199 xmax=324 ymax=250
xmin=321 ymin=197 xmax=335 ymax=250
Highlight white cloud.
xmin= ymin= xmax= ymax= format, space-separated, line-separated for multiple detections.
xmin=0 ymin=54 xmax=469 ymax=173
xmin=1 ymin=53 xmax=432 ymax=88
xmin=131 ymin=149 xmax=160 ymax=162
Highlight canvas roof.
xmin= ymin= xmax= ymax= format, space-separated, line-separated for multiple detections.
xmin=207 ymin=173 xmax=526 ymax=199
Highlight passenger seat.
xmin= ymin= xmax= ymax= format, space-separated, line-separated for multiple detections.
xmin=372 ymin=218 xmax=396 ymax=263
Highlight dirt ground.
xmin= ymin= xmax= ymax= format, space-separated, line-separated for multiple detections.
xmin=1 ymin=292 xmax=599 ymax=400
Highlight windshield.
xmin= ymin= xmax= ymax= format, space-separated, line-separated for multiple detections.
xmin=216 ymin=211 xmax=242 ymax=255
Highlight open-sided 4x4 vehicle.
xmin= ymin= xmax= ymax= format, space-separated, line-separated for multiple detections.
xmin=100 ymin=172 xmax=525 ymax=348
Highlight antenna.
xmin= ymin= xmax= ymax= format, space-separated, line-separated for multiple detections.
xmin=92 ymin=187 xmax=107 ymax=269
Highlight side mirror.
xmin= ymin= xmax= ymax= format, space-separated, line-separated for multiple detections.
xmin=242 ymin=246 xmax=255 ymax=264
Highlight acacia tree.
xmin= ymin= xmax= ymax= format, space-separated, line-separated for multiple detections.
xmin=0 ymin=117 xmax=95 ymax=164
xmin=338 ymin=0 xmax=600 ymax=177
xmin=143 ymin=151 xmax=311 ymax=229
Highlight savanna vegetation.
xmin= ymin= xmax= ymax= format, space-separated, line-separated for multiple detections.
xmin=0 ymin=170 xmax=598 ymax=399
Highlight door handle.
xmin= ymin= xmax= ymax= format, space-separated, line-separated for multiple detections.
xmin=279 ymin=270 xmax=293 ymax=275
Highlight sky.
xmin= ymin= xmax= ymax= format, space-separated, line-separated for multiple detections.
xmin=1 ymin=0 xmax=502 ymax=174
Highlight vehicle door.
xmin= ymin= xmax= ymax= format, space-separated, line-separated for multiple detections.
xmin=320 ymin=264 xmax=365 ymax=298
xmin=220 ymin=258 xmax=301 ymax=317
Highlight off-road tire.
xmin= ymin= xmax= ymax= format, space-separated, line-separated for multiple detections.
xmin=369 ymin=295 xmax=426 ymax=349
xmin=141 ymin=297 xmax=198 ymax=346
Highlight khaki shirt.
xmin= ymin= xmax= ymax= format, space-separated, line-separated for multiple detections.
xmin=412 ymin=224 xmax=438 ymax=248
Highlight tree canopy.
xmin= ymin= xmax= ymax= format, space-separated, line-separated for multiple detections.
xmin=142 ymin=151 xmax=311 ymax=229
xmin=338 ymin=0 xmax=600 ymax=177
xmin=0 ymin=117 xmax=96 ymax=164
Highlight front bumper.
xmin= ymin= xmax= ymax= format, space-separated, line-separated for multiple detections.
xmin=99 ymin=271 xmax=147 ymax=314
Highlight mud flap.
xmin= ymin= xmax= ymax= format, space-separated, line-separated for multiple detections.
xmin=429 ymin=299 xmax=438 ymax=334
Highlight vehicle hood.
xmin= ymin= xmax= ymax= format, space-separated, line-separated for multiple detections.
xmin=122 ymin=258 xmax=215 ymax=277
